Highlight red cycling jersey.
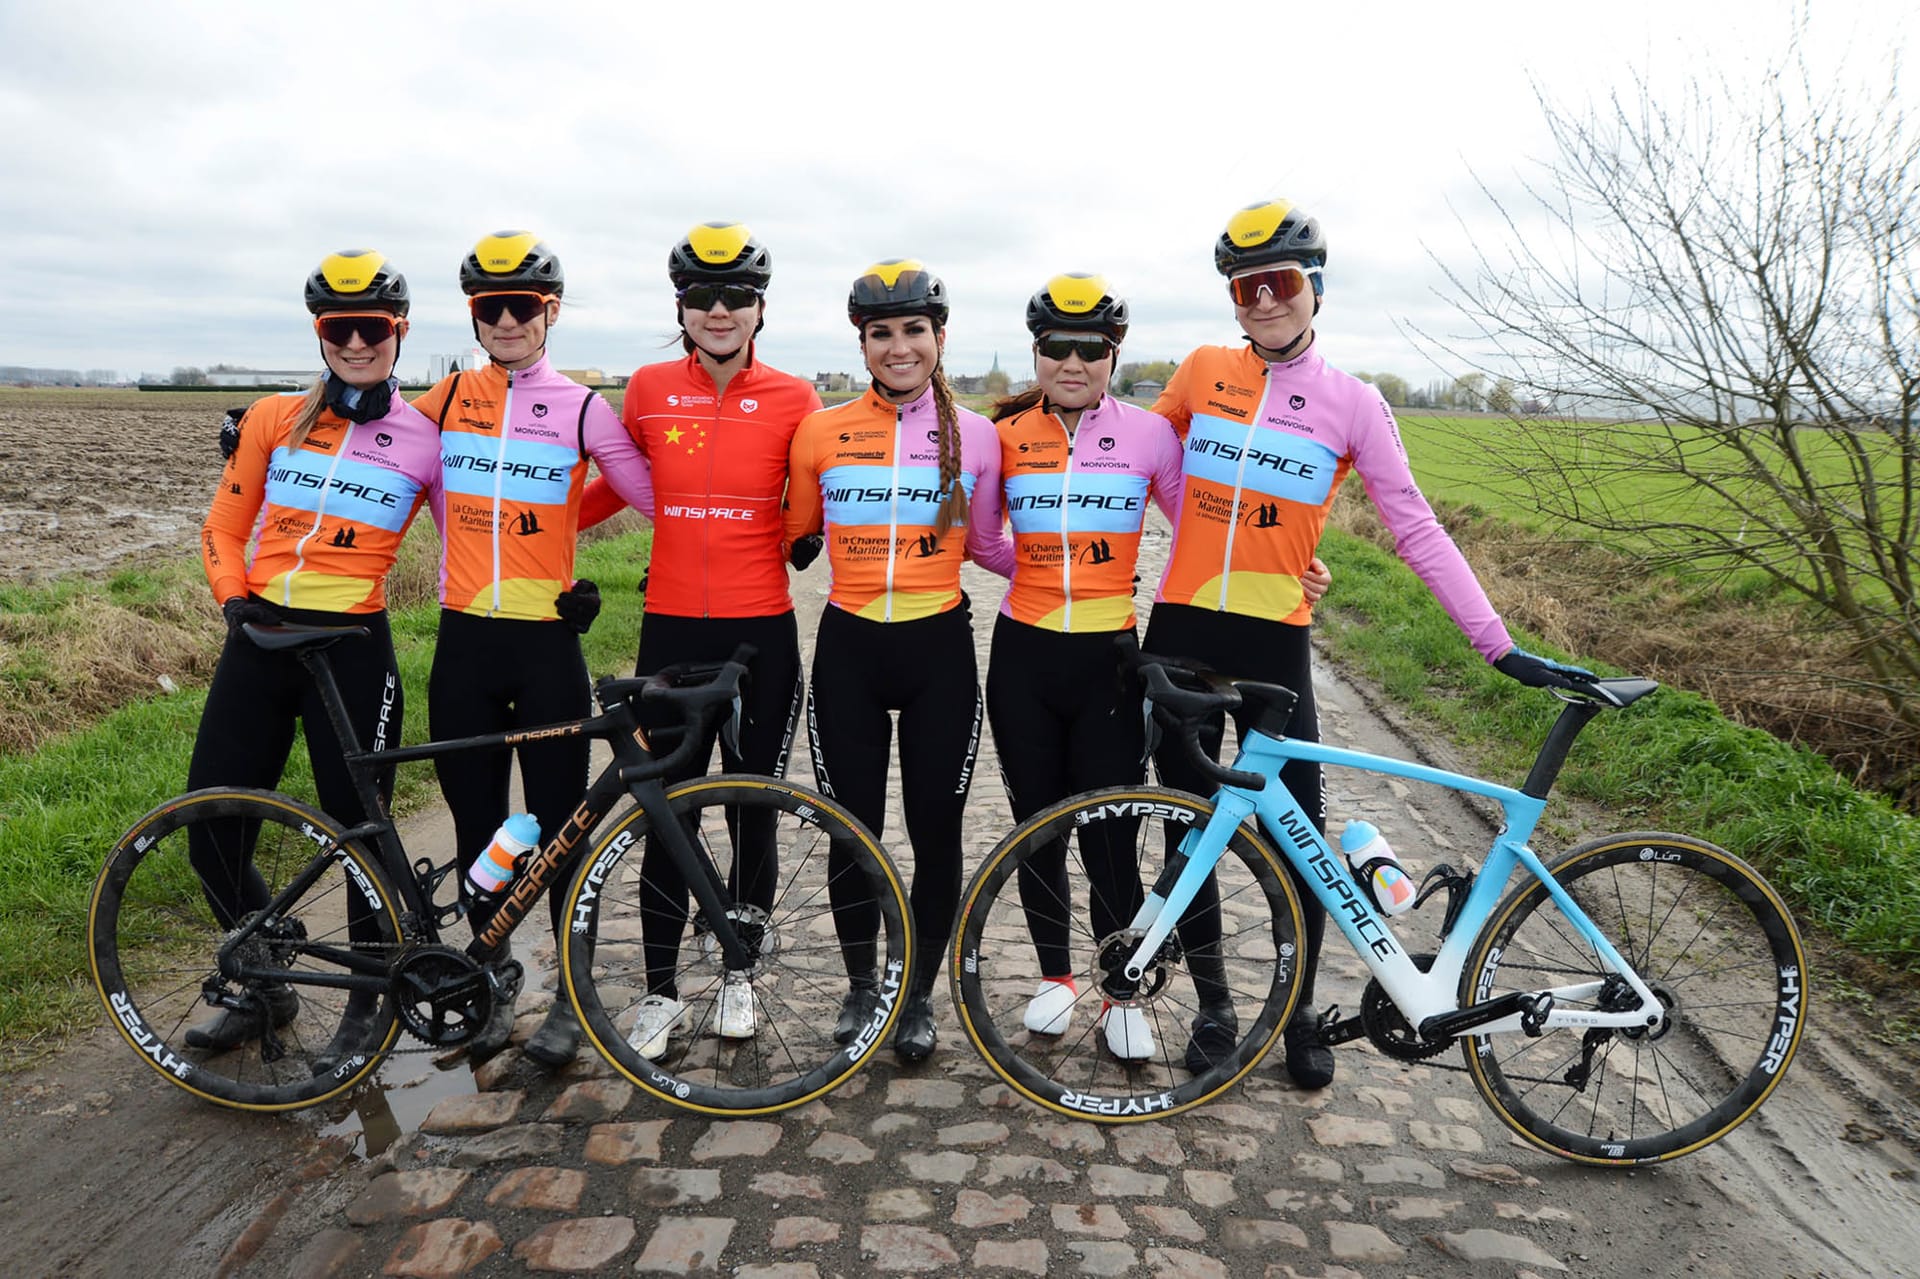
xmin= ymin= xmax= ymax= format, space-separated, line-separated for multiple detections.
xmin=580 ymin=350 xmax=822 ymax=617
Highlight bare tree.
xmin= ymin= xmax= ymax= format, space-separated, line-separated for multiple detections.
xmin=1426 ymin=33 xmax=1920 ymax=754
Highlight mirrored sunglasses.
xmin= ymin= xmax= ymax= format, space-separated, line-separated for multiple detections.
xmin=314 ymin=313 xmax=400 ymax=346
xmin=1227 ymin=263 xmax=1321 ymax=307
xmin=469 ymin=292 xmax=552 ymax=325
xmin=1035 ymin=334 xmax=1115 ymax=363
xmin=677 ymin=282 xmax=764 ymax=312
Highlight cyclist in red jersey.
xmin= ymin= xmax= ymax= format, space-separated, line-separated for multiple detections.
xmin=785 ymin=259 xmax=1002 ymax=1062
xmin=410 ymin=232 xmax=657 ymax=1067
xmin=974 ymin=274 xmax=1325 ymax=1061
xmin=187 ymin=250 xmax=441 ymax=1067
xmin=577 ymin=222 xmax=822 ymax=1058
xmin=1147 ymin=200 xmax=1590 ymax=1090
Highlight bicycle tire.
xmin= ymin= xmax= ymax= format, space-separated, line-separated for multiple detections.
xmin=952 ymin=787 xmax=1304 ymax=1122
xmin=559 ymin=775 xmax=909 ymax=1115
xmin=1462 ymin=831 xmax=1807 ymax=1164
xmin=89 ymin=788 xmax=402 ymax=1111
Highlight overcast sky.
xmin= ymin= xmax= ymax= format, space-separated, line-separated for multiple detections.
xmin=1 ymin=1 xmax=1909 ymax=385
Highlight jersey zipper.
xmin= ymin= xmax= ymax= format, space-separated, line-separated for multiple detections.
xmin=490 ymin=369 xmax=516 ymax=617
xmin=1055 ymin=409 xmax=1076 ymax=632
xmin=285 ymin=422 xmax=353 ymax=606
xmin=701 ymin=377 xmax=725 ymax=618
xmin=885 ymin=403 xmax=905 ymax=623
xmin=1217 ymin=377 xmax=1274 ymax=611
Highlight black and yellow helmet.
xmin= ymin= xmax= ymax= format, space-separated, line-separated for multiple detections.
xmin=1025 ymin=272 xmax=1129 ymax=343
xmin=668 ymin=221 xmax=773 ymax=289
xmin=460 ymin=230 xmax=564 ymax=296
xmin=848 ymin=259 xmax=949 ymax=328
xmin=1214 ymin=199 xmax=1328 ymax=276
xmin=304 ymin=249 xmax=410 ymax=315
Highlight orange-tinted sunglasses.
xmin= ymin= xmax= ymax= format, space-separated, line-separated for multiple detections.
xmin=314 ymin=312 xmax=406 ymax=346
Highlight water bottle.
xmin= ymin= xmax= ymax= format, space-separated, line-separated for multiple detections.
xmin=467 ymin=813 xmax=540 ymax=895
xmin=1339 ymin=820 xmax=1416 ymax=916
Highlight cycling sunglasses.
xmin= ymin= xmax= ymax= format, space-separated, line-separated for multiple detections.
xmin=677 ymin=282 xmax=765 ymax=312
xmin=313 ymin=312 xmax=403 ymax=346
xmin=1227 ymin=262 xmax=1322 ymax=307
xmin=1035 ymin=334 xmax=1116 ymax=364
xmin=469 ymin=292 xmax=553 ymax=325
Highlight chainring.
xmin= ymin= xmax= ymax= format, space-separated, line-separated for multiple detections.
xmin=1361 ymin=951 xmax=1454 ymax=1061
xmin=391 ymin=944 xmax=492 ymax=1046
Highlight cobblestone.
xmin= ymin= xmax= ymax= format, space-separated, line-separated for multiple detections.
xmin=511 ymin=1216 xmax=636 ymax=1272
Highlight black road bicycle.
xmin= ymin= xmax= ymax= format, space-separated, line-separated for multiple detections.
xmin=89 ymin=625 xmax=909 ymax=1116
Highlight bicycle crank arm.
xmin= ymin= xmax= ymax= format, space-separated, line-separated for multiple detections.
xmin=1420 ymin=990 xmax=1554 ymax=1040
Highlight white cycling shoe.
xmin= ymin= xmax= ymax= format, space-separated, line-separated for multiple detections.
xmin=1023 ymin=978 xmax=1078 ymax=1035
xmin=626 ymin=993 xmax=689 ymax=1061
xmin=1100 ymin=1003 xmax=1155 ymax=1061
xmin=716 ymin=972 xmax=756 ymax=1039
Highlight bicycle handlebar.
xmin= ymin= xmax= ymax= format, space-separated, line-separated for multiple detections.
xmin=1138 ymin=661 xmax=1269 ymax=793
xmin=599 ymin=644 xmax=759 ymax=784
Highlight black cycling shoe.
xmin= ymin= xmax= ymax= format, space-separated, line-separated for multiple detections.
xmin=833 ymin=981 xmax=882 ymax=1046
xmin=523 ymin=1002 xmax=582 ymax=1068
xmin=466 ymin=988 xmax=519 ymax=1063
xmin=311 ymin=1002 xmax=384 ymax=1079
xmin=185 ymin=984 xmax=299 ymax=1051
xmin=1282 ymin=1015 xmax=1335 ymax=1090
xmin=893 ymin=993 xmax=937 ymax=1061
xmin=1182 ymin=1006 xmax=1240 ymax=1074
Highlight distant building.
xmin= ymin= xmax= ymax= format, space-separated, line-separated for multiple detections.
xmin=557 ymin=368 xmax=607 ymax=386
xmin=812 ymin=371 xmax=854 ymax=393
xmin=206 ymin=369 xmax=320 ymax=387
xmin=1129 ymin=378 xmax=1165 ymax=400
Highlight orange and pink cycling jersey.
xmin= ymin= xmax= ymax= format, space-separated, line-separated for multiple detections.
xmin=1152 ymin=343 xmax=1513 ymax=660
xmin=412 ymin=354 xmax=654 ymax=620
xmin=970 ymin=395 xmax=1183 ymax=632
xmin=579 ymin=352 xmax=822 ymax=618
xmin=784 ymin=384 xmax=1001 ymax=622
xmin=203 ymin=391 xmax=441 ymax=613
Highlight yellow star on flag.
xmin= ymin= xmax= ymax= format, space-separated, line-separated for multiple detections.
xmin=663 ymin=425 xmax=684 ymax=444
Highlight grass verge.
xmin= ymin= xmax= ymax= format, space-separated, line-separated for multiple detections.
xmin=1310 ymin=523 xmax=1920 ymax=973
xmin=0 ymin=526 xmax=651 ymax=1067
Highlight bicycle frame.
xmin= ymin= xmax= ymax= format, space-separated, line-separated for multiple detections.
xmin=1122 ymin=724 xmax=1665 ymax=1041
xmin=213 ymin=637 xmax=758 ymax=996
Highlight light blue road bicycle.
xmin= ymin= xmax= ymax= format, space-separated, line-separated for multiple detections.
xmin=952 ymin=659 xmax=1806 ymax=1165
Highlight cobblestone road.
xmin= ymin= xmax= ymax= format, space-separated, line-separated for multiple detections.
xmin=14 ymin=523 xmax=1918 ymax=1278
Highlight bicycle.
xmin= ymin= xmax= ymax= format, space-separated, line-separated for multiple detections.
xmin=89 ymin=626 xmax=909 ymax=1116
xmin=950 ymin=657 xmax=1807 ymax=1165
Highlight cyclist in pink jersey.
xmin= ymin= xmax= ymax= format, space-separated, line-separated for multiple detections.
xmin=186 ymin=250 xmax=441 ymax=1067
xmin=1147 ymin=199 xmax=1592 ymax=1090
xmin=410 ymin=232 xmax=657 ymax=1067
xmin=972 ymin=273 xmax=1326 ymax=1061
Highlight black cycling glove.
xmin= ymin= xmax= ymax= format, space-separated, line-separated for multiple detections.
xmin=555 ymin=579 xmax=602 ymax=634
xmin=222 ymin=597 xmax=279 ymax=638
xmin=1493 ymin=646 xmax=1595 ymax=690
xmin=789 ymin=533 xmax=824 ymax=571
xmin=218 ymin=407 xmax=247 ymax=460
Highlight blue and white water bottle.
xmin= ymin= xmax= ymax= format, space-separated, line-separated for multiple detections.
xmin=1339 ymin=820 xmax=1417 ymax=916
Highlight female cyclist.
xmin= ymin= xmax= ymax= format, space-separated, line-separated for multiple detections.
xmin=1147 ymin=199 xmax=1588 ymax=1089
xmin=974 ymin=273 xmax=1326 ymax=1061
xmin=186 ymin=250 xmax=441 ymax=1066
xmin=784 ymin=259 xmax=1001 ymax=1061
xmin=576 ymin=222 xmax=822 ymax=1058
xmin=410 ymin=231 xmax=657 ymax=1066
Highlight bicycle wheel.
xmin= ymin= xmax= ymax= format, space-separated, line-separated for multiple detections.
xmin=953 ymin=787 xmax=1303 ymax=1121
xmin=560 ymin=776 xmax=909 ymax=1115
xmin=89 ymin=789 xmax=403 ymax=1110
xmin=1462 ymin=831 xmax=1807 ymax=1164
